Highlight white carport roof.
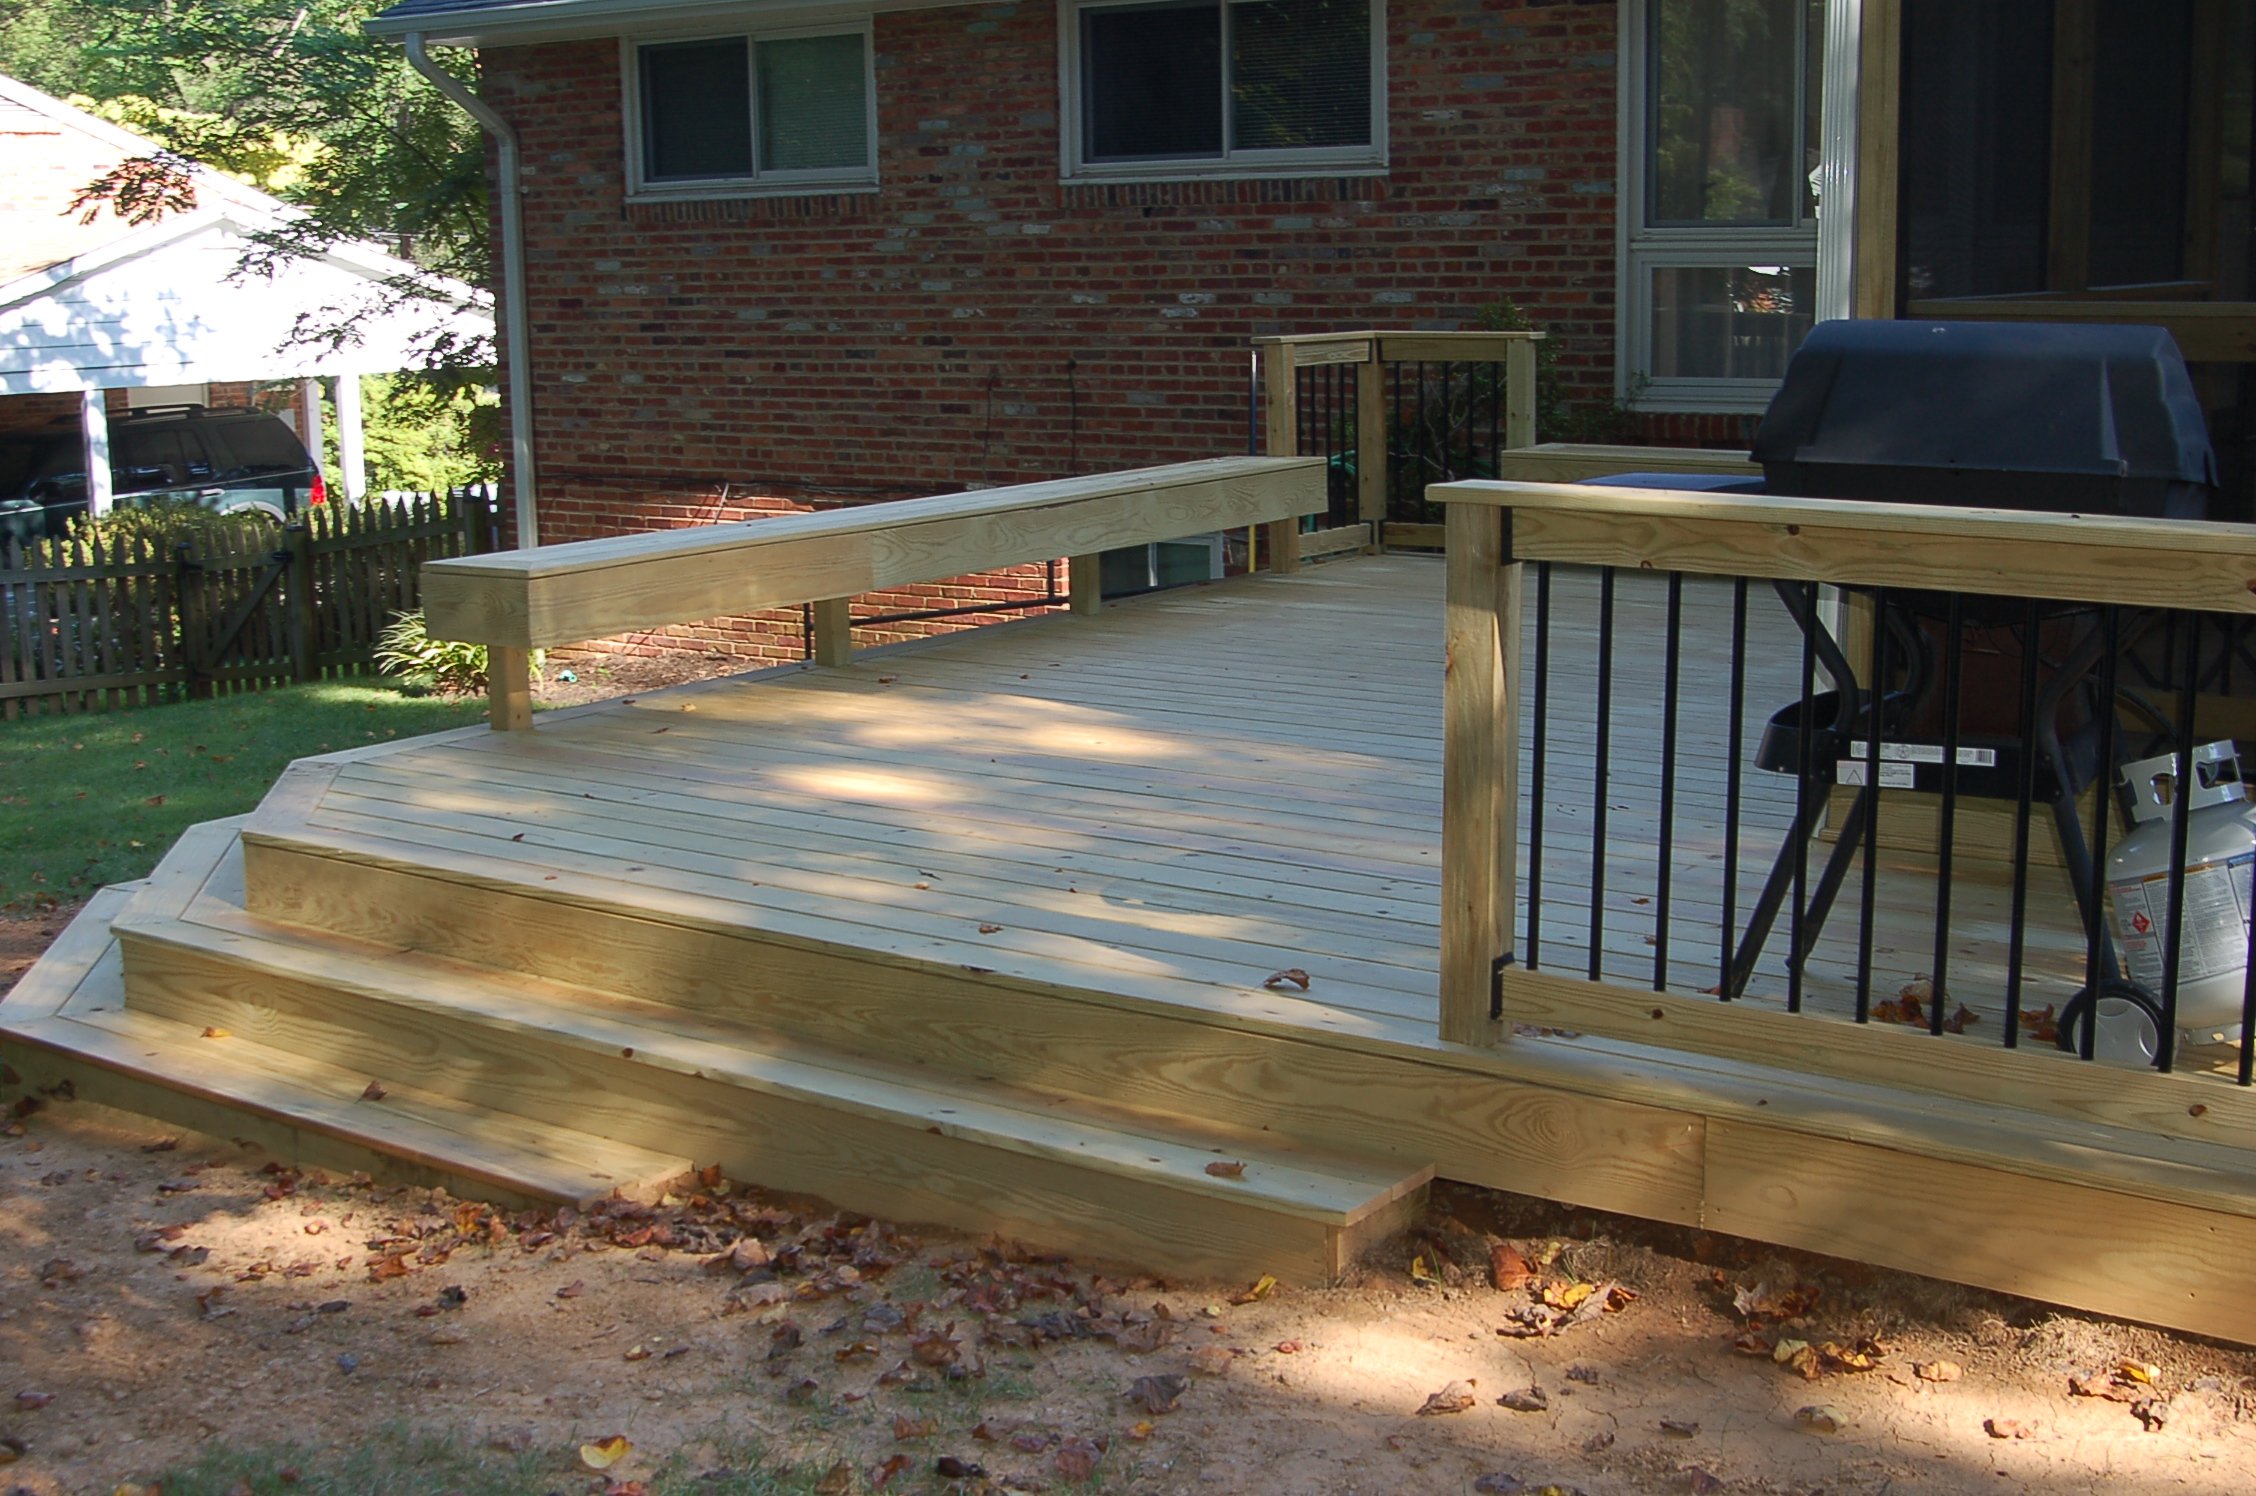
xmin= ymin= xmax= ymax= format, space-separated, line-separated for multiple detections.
xmin=0 ymin=74 xmax=493 ymax=399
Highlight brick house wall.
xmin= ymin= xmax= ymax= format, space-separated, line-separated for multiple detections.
xmin=475 ymin=0 xmax=1748 ymax=546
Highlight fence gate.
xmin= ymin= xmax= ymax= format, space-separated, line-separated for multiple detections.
xmin=1 ymin=488 xmax=499 ymax=718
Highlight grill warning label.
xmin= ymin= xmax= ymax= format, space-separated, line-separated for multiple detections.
xmin=2107 ymin=851 xmax=2255 ymax=988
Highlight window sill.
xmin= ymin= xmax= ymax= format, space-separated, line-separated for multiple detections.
xmin=1628 ymin=381 xmax=1784 ymax=416
xmin=1060 ymin=159 xmax=1387 ymax=187
xmin=625 ymin=181 xmax=880 ymax=204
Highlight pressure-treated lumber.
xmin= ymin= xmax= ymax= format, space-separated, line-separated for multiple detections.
xmin=1705 ymin=1120 xmax=2256 ymax=1348
xmin=1498 ymin=966 xmax=2256 ymax=1158
xmin=422 ymin=457 xmax=1323 ymax=650
xmin=1488 ymin=443 xmax=1762 ymax=485
xmin=1440 ymin=502 xmax=1510 ymax=1045
xmin=1435 ymin=480 xmax=2256 ymax=613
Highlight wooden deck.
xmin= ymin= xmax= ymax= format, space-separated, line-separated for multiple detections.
xmin=8 ymin=552 xmax=2256 ymax=1338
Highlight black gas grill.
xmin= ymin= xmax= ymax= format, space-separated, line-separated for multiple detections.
xmin=1716 ymin=319 xmax=2219 ymax=999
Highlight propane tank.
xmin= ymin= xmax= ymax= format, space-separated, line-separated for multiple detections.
xmin=2103 ymin=740 xmax=2256 ymax=1047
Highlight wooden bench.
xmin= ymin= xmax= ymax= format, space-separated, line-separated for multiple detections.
xmin=421 ymin=456 xmax=1326 ymax=729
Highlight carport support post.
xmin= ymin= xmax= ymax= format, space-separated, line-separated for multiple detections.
xmin=298 ymin=379 xmax=325 ymax=472
xmin=80 ymin=389 xmax=112 ymax=518
xmin=333 ymin=374 xmax=367 ymax=503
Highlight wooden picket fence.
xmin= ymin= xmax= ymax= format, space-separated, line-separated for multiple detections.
xmin=0 ymin=488 xmax=500 ymax=718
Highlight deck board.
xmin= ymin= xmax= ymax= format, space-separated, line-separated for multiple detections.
xmin=302 ymin=554 xmax=2189 ymax=1060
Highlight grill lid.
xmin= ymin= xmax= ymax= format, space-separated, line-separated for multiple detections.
xmin=1752 ymin=319 xmax=2216 ymax=496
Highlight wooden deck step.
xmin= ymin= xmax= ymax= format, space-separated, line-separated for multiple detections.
xmin=85 ymin=824 xmax=1430 ymax=1282
xmin=0 ymin=897 xmax=690 ymax=1209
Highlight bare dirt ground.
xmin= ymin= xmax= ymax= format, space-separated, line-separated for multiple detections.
xmin=5 ymin=660 xmax=2254 ymax=1494
xmin=1 ymin=1066 xmax=2251 ymax=1496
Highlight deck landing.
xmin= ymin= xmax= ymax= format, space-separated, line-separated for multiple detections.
xmin=7 ymin=556 xmax=2256 ymax=1338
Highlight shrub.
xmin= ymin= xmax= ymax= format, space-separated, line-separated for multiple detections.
xmin=374 ymin=609 xmax=538 ymax=696
xmin=65 ymin=496 xmax=282 ymax=552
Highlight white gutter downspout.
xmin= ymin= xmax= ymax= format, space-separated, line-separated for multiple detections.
xmin=404 ymin=32 xmax=539 ymax=548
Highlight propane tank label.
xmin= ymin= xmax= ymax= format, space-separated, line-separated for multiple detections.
xmin=2107 ymin=851 xmax=2256 ymax=988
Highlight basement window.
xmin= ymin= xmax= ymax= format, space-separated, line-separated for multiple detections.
xmin=626 ymin=28 xmax=876 ymax=197
xmin=1062 ymin=0 xmax=1386 ymax=179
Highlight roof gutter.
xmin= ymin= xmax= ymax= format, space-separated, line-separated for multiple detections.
xmin=403 ymin=32 xmax=539 ymax=548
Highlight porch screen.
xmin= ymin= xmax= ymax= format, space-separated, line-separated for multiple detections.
xmin=1078 ymin=0 xmax=1373 ymax=166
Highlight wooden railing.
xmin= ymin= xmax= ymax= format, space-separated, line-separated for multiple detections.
xmin=1432 ymin=475 xmax=2256 ymax=1136
xmin=422 ymin=456 xmax=1325 ymax=730
xmin=1254 ymin=330 xmax=1542 ymax=552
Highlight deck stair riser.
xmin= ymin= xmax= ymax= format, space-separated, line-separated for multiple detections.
xmin=233 ymin=833 xmax=1501 ymax=1176
xmin=111 ymin=843 xmax=1430 ymax=1282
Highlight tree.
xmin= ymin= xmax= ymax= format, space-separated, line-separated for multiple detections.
xmin=0 ymin=2 xmax=500 ymax=486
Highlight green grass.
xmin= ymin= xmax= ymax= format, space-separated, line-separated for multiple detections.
xmin=0 ymin=681 xmax=487 ymax=908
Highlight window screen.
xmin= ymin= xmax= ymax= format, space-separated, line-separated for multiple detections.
xmin=1078 ymin=0 xmax=1374 ymax=166
xmin=641 ymin=39 xmax=755 ymax=182
xmin=1231 ymin=0 xmax=1370 ymax=151
xmin=758 ymin=34 xmax=870 ymax=172
xmin=1083 ymin=3 xmax=1224 ymax=161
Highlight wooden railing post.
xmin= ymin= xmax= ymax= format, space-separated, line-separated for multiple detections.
xmin=1067 ymin=555 xmax=1102 ymax=615
xmin=1439 ymin=498 xmax=1518 ymax=1047
xmin=1504 ymin=337 xmax=1539 ymax=450
xmin=487 ymin=645 xmax=532 ymax=731
xmin=810 ymin=597 xmax=854 ymax=665
xmin=1260 ymin=343 xmax=1302 ymax=574
xmin=1356 ymin=354 xmax=1387 ymax=544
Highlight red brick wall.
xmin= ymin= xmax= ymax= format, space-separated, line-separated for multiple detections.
xmin=478 ymin=0 xmax=1693 ymax=543
xmin=0 ymin=393 xmax=80 ymax=436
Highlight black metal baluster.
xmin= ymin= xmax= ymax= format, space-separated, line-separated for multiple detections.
xmin=2081 ymin=608 xmax=2123 ymax=1061
xmin=1855 ymin=588 xmax=1888 ymax=1023
xmin=2156 ymin=618 xmax=2203 ymax=1073
xmin=2003 ymin=596 xmax=2042 ymax=1048
xmin=1389 ymin=362 xmax=1404 ymax=529
xmin=1590 ymin=568 xmax=1615 ymax=982
xmin=2240 ymin=907 xmax=2255 ymax=1086
xmin=1488 ymin=361 xmax=1502 ymax=470
xmin=1930 ymin=593 xmax=1967 ymax=1035
xmin=1528 ymin=561 xmax=1551 ymax=971
xmin=1655 ymin=571 xmax=1682 ymax=991
xmin=1721 ymin=578 xmax=1748 ymax=999
xmin=1788 ymin=581 xmax=1816 ymax=1014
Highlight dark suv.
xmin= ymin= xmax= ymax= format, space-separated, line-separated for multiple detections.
xmin=0 ymin=404 xmax=327 ymax=544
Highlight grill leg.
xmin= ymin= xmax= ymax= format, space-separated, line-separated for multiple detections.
xmin=1727 ymin=784 xmax=1872 ymax=998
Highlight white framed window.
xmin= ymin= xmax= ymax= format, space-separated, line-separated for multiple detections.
xmin=1619 ymin=0 xmax=1823 ymax=412
xmin=623 ymin=26 xmax=877 ymax=199
xmin=1059 ymin=0 xmax=1386 ymax=182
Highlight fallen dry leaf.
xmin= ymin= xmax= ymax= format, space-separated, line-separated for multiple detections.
xmin=1055 ymin=1438 xmax=1101 ymax=1481
xmin=892 ymin=1413 xmax=938 ymax=1440
xmin=1490 ymin=1243 xmax=1534 ymax=1291
xmin=1419 ymin=1380 xmax=1479 ymax=1416
xmin=1985 ymin=1417 xmax=2037 ymax=1440
xmin=1127 ymin=1373 xmax=1187 ymax=1415
xmin=1261 ymin=967 xmax=1312 ymax=990
xmin=1204 ymin=1160 xmax=1247 ymax=1179
xmin=578 ymin=1435 xmax=632 ymax=1470
xmin=200 ymin=1027 xmax=229 ymax=1040
xmin=1794 ymin=1404 xmax=1845 ymax=1433
xmin=1498 ymin=1385 xmax=1548 ymax=1412
xmin=813 ymin=1462 xmax=854 ymax=1496
xmin=1229 ymin=1273 xmax=1277 ymax=1304
xmin=359 ymin=1081 xmax=387 ymax=1101
xmin=1659 ymin=1419 xmax=1700 ymax=1438
xmin=1914 ymin=1360 xmax=1963 ymax=1383
xmin=1188 ymin=1345 xmax=1234 ymax=1376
